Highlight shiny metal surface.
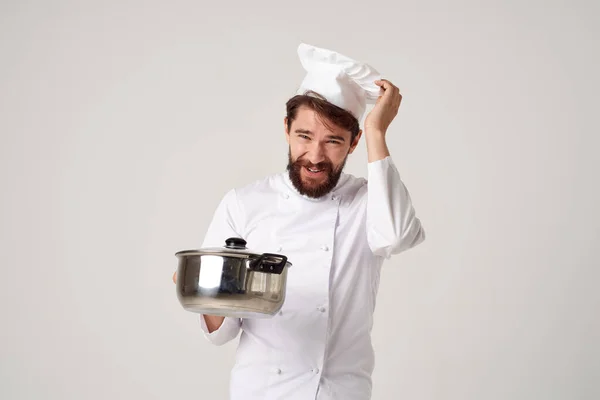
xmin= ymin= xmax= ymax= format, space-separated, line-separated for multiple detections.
xmin=175 ymin=253 xmax=290 ymax=318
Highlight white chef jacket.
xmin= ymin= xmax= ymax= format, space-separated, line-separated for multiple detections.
xmin=198 ymin=156 xmax=425 ymax=400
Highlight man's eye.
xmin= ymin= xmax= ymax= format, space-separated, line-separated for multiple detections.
xmin=299 ymin=135 xmax=310 ymax=140
xmin=328 ymin=140 xmax=341 ymax=144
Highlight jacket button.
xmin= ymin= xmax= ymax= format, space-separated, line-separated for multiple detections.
xmin=282 ymin=193 xmax=289 ymax=199
xmin=273 ymin=368 xmax=282 ymax=374
xmin=321 ymin=245 xmax=329 ymax=251
xmin=318 ymin=307 xmax=326 ymax=313
xmin=313 ymin=368 xmax=320 ymax=374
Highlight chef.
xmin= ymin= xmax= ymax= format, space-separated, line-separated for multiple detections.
xmin=173 ymin=43 xmax=425 ymax=399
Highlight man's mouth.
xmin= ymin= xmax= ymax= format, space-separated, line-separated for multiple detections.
xmin=305 ymin=166 xmax=325 ymax=175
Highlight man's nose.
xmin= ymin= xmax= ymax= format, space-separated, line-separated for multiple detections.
xmin=306 ymin=142 xmax=326 ymax=164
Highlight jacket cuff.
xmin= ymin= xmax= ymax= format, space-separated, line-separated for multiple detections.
xmin=199 ymin=315 xmax=241 ymax=346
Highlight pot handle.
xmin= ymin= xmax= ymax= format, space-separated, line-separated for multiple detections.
xmin=249 ymin=253 xmax=288 ymax=275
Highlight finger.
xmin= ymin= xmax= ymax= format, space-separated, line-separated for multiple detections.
xmin=375 ymin=79 xmax=393 ymax=90
xmin=376 ymin=80 xmax=401 ymax=101
xmin=375 ymin=83 xmax=394 ymax=101
xmin=172 ymin=271 xmax=177 ymax=283
xmin=393 ymin=86 xmax=402 ymax=103
xmin=374 ymin=80 xmax=385 ymax=97
xmin=375 ymin=79 xmax=399 ymax=92
xmin=395 ymin=88 xmax=403 ymax=103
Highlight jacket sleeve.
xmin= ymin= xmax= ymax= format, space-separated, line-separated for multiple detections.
xmin=366 ymin=156 xmax=425 ymax=258
xmin=199 ymin=313 xmax=242 ymax=346
xmin=197 ymin=188 xmax=245 ymax=345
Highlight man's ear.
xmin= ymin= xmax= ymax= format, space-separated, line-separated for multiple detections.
xmin=348 ymin=129 xmax=363 ymax=154
xmin=284 ymin=117 xmax=290 ymax=144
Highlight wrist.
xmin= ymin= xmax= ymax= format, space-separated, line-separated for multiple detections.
xmin=365 ymin=131 xmax=390 ymax=162
xmin=203 ymin=314 xmax=226 ymax=332
xmin=365 ymin=127 xmax=386 ymax=138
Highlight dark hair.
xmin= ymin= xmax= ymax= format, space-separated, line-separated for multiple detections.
xmin=285 ymin=91 xmax=360 ymax=141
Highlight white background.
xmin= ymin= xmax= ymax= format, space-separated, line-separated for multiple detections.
xmin=1 ymin=0 xmax=599 ymax=399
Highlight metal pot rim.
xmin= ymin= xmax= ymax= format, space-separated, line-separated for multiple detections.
xmin=174 ymin=249 xmax=255 ymax=258
xmin=174 ymin=237 xmax=292 ymax=268
xmin=174 ymin=249 xmax=293 ymax=268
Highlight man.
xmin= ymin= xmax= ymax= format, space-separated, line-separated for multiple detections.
xmin=173 ymin=43 xmax=425 ymax=399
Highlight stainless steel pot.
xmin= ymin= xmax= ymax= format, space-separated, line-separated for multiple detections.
xmin=174 ymin=237 xmax=292 ymax=318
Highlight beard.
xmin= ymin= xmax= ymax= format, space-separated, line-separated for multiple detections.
xmin=286 ymin=149 xmax=347 ymax=199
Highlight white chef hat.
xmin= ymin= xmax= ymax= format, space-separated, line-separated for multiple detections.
xmin=295 ymin=43 xmax=382 ymax=121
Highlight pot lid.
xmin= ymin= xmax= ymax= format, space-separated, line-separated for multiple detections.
xmin=175 ymin=237 xmax=261 ymax=258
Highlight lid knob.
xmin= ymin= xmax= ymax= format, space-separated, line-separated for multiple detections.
xmin=225 ymin=237 xmax=247 ymax=249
